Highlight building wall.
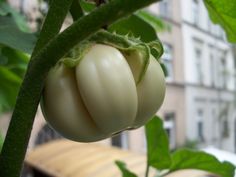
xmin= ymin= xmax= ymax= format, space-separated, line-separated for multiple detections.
xmin=150 ymin=0 xmax=186 ymax=148
xmin=122 ymin=0 xmax=186 ymax=153
xmin=182 ymin=25 xmax=234 ymax=88
xmin=8 ymin=0 xmax=41 ymax=31
xmin=181 ymin=0 xmax=236 ymax=152
xmin=185 ymin=86 xmax=235 ymax=151
xmin=159 ymin=84 xmax=186 ymax=148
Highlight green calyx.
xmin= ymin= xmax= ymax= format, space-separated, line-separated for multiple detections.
xmin=60 ymin=30 xmax=163 ymax=84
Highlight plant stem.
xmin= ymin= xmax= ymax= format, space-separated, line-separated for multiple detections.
xmin=0 ymin=0 xmax=161 ymax=176
xmin=145 ymin=163 xmax=150 ymax=177
xmin=95 ymin=0 xmax=106 ymax=6
xmin=70 ymin=0 xmax=84 ymax=21
xmin=0 ymin=0 xmax=73 ymax=176
xmin=32 ymin=0 xmax=73 ymax=58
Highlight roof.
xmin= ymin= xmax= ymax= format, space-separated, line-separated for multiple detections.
xmin=25 ymin=140 xmax=152 ymax=177
xmin=25 ymin=140 xmax=216 ymax=177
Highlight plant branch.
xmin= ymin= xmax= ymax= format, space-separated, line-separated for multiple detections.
xmin=32 ymin=0 xmax=73 ymax=58
xmin=145 ymin=163 xmax=150 ymax=177
xmin=70 ymin=0 xmax=84 ymax=21
xmin=0 ymin=0 xmax=161 ymax=176
xmin=95 ymin=0 xmax=106 ymax=6
xmin=0 ymin=0 xmax=73 ymax=176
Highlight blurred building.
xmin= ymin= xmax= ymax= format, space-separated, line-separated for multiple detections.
xmin=119 ymin=0 xmax=236 ymax=153
xmin=148 ymin=0 xmax=235 ymax=152
xmin=4 ymin=0 xmax=236 ymax=154
xmin=181 ymin=0 xmax=235 ymax=152
xmin=8 ymin=0 xmax=42 ymax=31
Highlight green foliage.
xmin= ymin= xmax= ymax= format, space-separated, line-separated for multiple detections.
xmin=0 ymin=16 xmax=36 ymax=54
xmin=145 ymin=116 xmax=172 ymax=170
xmin=115 ymin=161 xmax=138 ymax=177
xmin=80 ymin=0 xmax=96 ymax=13
xmin=0 ymin=1 xmax=34 ymax=114
xmin=136 ymin=10 xmax=170 ymax=32
xmin=0 ymin=46 xmax=29 ymax=113
xmin=180 ymin=139 xmax=199 ymax=150
xmin=116 ymin=116 xmax=235 ymax=177
xmin=108 ymin=14 xmax=157 ymax=42
xmin=170 ymin=149 xmax=235 ymax=177
xmin=204 ymin=0 xmax=236 ymax=43
xmin=0 ymin=1 xmax=30 ymax=32
xmin=160 ymin=62 xmax=168 ymax=77
xmin=107 ymin=12 xmax=164 ymax=60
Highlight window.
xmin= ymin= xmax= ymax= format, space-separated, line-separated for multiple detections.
xmin=35 ymin=124 xmax=62 ymax=146
xmin=217 ymin=50 xmax=228 ymax=89
xmin=221 ymin=57 xmax=227 ymax=89
xmin=164 ymin=112 xmax=176 ymax=149
xmin=159 ymin=0 xmax=171 ymax=18
xmin=222 ymin=119 xmax=229 ymax=138
xmin=207 ymin=15 xmax=216 ymax=34
xmin=212 ymin=109 xmax=217 ymax=140
xmin=195 ymin=48 xmax=203 ymax=84
xmin=210 ymin=53 xmax=215 ymax=86
xmin=197 ymin=121 xmax=204 ymax=141
xmin=162 ymin=44 xmax=173 ymax=81
xmin=219 ymin=28 xmax=225 ymax=39
xmin=196 ymin=109 xmax=204 ymax=142
xmin=221 ymin=110 xmax=229 ymax=138
xmin=192 ymin=0 xmax=199 ymax=26
xmin=207 ymin=16 xmax=212 ymax=32
xmin=111 ymin=132 xmax=129 ymax=149
xmin=234 ymin=119 xmax=236 ymax=152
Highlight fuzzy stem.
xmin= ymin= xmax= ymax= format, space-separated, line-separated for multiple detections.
xmin=70 ymin=0 xmax=84 ymax=21
xmin=145 ymin=163 xmax=150 ymax=177
xmin=95 ymin=0 xmax=106 ymax=6
xmin=0 ymin=0 xmax=73 ymax=176
xmin=0 ymin=0 xmax=161 ymax=176
xmin=31 ymin=0 xmax=73 ymax=58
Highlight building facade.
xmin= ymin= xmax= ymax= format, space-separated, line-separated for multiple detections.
xmin=114 ymin=0 xmax=236 ymax=153
xmin=181 ymin=0 xmax=236 ymax=152
xmin=113 ymin=0 xmax=186 ymax=153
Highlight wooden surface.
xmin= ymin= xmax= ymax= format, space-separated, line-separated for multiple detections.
xmin=25 ymin=139 xmax=151 ymax=177
xmin=25 ymin=139 xmax=216 ymax=177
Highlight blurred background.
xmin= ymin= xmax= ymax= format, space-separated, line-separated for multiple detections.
xmin=0 ymin=0 xmax=236 ymax=177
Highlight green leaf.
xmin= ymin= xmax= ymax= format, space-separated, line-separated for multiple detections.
xmin=0 ymin=77 xmax=20 ymax=113
xmin=0 ymin=2 xmax=30 ymax=32
xmin=70 ymin=0 xmax=84 ymax=21
xmin=204 ymin=0 xmax=236 ymax=43
xmin=115 ymin=160 xmax=138 ymax=177
xmin=0 ymin=66 xmax=21 ymax=84
xmin=108 ymin=14 xmax=157 ymax=42
xmin=145 ymin=116 xmax=172 ymax=170
xmin=160 ymin=62 xmax=168 ymax=77
xmin=0 ymin=47 xmax=28 ymax=114
xmin=79 ymin=0 xmax=96 ymax=13
xmin=0 ymin=47 xmax=28 ymax=76
xmin=136 ymin=10 xmax=170 ymax=32
xmin=0 ymin=16 xmax=36 ymax=54
xmin=170 ymin=149 xmax=235 ymax=177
